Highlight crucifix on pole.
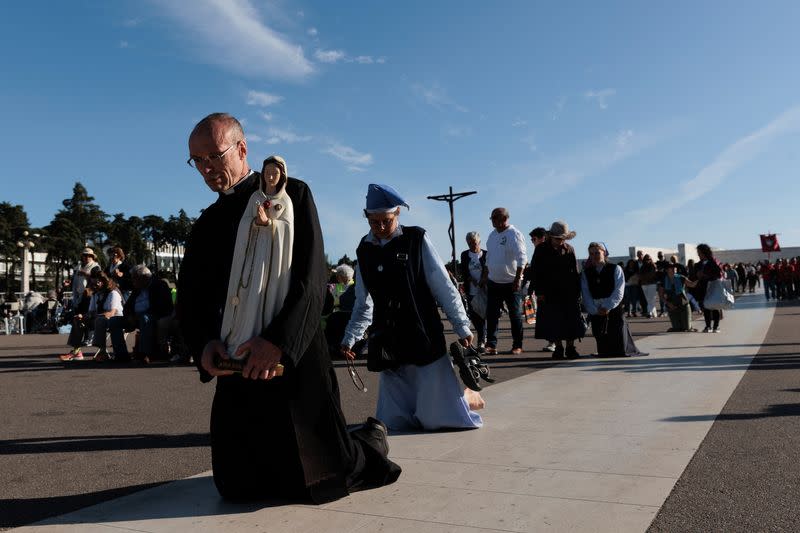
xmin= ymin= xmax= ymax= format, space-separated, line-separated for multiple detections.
xmin=427 ymin=186 xmax=477 ymax=274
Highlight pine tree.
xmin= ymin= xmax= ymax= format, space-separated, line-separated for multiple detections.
xmin=0 ymin=203 xmax=30 ymax=294
xmin=42 ymin=217 xmax=82 ymax=291
xmin=106 ymin=213 xmax=147 ymax=264
xmin=142 ymin=215 xmax=166 ymax=273
xmin=56 ymin=182 xmax=108 ymax=247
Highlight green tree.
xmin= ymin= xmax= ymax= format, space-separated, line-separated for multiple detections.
xmin=142 ymin=215 xmax=166 ymax=273
xmin=0 ymin=203 xmax=30 ymax=294
xmin=56 ymin=182 xmax=108 ymax=247
xmin=163 ymin=209 xmax=194 ymax=276
xmin=106 ymin=213 xmax=147 ymax=264
xmin=162 ymin=215 xmax=179 ymax=275
xmin=41 ymin=217 xmax=83 ymax=291
xmin=336 ymin=254 xmax=354 ymax=266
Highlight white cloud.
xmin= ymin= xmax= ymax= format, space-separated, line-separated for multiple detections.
xmin=312 ymin=49 xmax=385 ymax=66
xmin=354 ymin=55 xmax=386 ymax=64
xmin=585 ymin=88 xmax=616 ymax=110
xmin=615 ymin=129 xmax=634 ymax=149
xmin=308 ymin=27 xmax=318 ymax=36
xmin=411 ymin=82 xmax=468 ymax=113
xmin=443 ymin=125 xmax=472 ymax=138
xmin=512 ymin=119 xmax=527 ymax=127
xmin=324 ymin=143 xmax=374 ymax=167
xmin=552 ymin=96 xmax=567 ymax=120
xmin=153 ymin=0 xmax=313 ymax=80
xmin=259 ymin=111 xmax=273 ymax=121
xmin=625 ymin=105 xmax=800 ymax=223
xmin=521 ymin=134 xmax=537 ymax=152
xmin=297 ymin=10 xmax=305 ymax=17
xmin=246 ymin=90 xmax=283 ymax=107
xmin=119 ymin=40 xmax=130 ymax=48
xmin=247 ymin=134 xmax=263 ymax=142
xmin=265 ymin=127 xmax=312 ymax=144
xmin=314 ymin=49 xmax=346 ymax=63
xmin=495 ymin=127 xmax=656 ymax=206
xmin=122 ymin=17 xmax=142 ymax=27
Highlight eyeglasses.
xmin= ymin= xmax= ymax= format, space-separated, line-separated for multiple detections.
xmin=367 ymin=215 xmax=396 ymax=229
xmin=346 ymin=358 xmax=367 ymax=392
xmin=186 ymin=141 xmax=239 ymax=168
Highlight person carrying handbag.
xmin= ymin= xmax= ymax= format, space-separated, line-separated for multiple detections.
xmin=695 ymin=244 xmax=725 ymax=333
xmin=659 ymin=264 xmax=698 ymax=332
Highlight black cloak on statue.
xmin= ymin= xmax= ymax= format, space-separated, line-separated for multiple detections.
xmin=178 ymin=169 xmax=399 ymax=503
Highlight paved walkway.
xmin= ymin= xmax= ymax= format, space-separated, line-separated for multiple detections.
xmin=10 ymin=295 xmax=778 ymax=532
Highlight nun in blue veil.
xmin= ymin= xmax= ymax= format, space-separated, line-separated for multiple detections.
xmin=340 ymin=184 xmax=484 ymax=432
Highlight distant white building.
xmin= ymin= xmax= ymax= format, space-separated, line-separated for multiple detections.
xmin=1 ymin=242 xmax=185 ymax=293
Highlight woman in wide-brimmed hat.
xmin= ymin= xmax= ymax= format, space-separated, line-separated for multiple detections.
xmin=531 ymin=221 xmax=585 ymax=359
xmin=71 ymin=248 xmax=100 ymax=309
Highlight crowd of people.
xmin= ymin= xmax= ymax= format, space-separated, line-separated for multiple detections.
xmin=56 ymin=246 xmax=179 ymax=363
xmin=7 ymin=110 xmax=797 ymax=507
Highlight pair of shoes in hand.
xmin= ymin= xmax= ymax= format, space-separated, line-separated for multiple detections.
xmin=450 ymin=342 xmax=495 ymax=391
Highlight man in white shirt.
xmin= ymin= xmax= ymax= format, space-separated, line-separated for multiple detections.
xmin=483 ymin=208 xmax=527 ymax=355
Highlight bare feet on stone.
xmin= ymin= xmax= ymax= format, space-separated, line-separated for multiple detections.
xmin=464 ymin=388 xmax=486 ymax=410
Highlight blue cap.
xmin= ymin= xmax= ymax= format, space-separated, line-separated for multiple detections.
xmin=365 ymin=184 xmax=409 ymax=213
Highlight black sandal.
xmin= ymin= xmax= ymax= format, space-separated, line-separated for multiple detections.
xmin=450 ymin=342 xmax=495 ymax=391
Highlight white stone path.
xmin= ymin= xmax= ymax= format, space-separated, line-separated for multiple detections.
xmin=14 ymin=295 xmax=775 ymax=532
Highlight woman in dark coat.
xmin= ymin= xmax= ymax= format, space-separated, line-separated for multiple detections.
xmin=533 ymin=221 xmax=585 ymax=359
xmin=694 ymin=243 xmax=724 ymax=333
xmin=179 ymin=127 xmax=399 ymax=504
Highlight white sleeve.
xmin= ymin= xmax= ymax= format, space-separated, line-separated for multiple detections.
xmin=108 ymin=291 xmax=124 ymax=316
xmin=421 ymin=233 xmax=471 ymax=339
xmin=341 ymin=264 xmax=374 ymax=348
xmin=600 ymin=266 xmax=626 ymax=311
xmin=581 ymin=271 xmax=598 ymax=315
xmin=513 ymin=228 xmax=528 ymax=268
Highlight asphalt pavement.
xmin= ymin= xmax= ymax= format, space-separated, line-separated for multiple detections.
xmin=648 ymin=301 xmax=800 ymax=532
xmin=2 ymin=304 xmax=794 ymax=531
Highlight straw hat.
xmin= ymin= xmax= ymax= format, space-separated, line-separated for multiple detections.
xmin=547 ymin=221 xmax=576 ymax=240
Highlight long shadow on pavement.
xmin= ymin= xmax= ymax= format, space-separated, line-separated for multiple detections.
xmin=0 ymin=478 xmax=289 ymax=529
xmin=662 ymin=402 xmax=800 ymax=422
xmin=0 ymin=433 xmax=210 ymax=455
xmin=575 ymin=352 xmax=800 ymax=373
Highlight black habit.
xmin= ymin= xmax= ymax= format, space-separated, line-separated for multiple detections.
xmin=178 ymin=171 xmax=399 ymax=503
xmin=583 ymin=263 xmax=645 ymax=357
xmin=532 ymin=241 xmax=586 ymax=341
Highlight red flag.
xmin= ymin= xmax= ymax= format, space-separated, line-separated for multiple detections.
xmin=760 ymin=234 xmax=781 ymax=252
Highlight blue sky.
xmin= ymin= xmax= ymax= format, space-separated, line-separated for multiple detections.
xmin=2 ymin=1 xmax=800 ymax=262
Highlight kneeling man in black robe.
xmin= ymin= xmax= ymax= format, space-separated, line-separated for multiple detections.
xmin=178 ymin=113 xmax=400 ymax=504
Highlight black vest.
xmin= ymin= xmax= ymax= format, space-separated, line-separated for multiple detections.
xmin=356 ymin=226 xmax=446 ymax=368
xmin=584 ymin=263 xmax=617 ymax=300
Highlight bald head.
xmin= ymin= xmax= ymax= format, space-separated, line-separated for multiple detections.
xmin=190 ymin=113 xmax=244 ymax=142
xmin=188 ymin=112 xmax=250 ymax=193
